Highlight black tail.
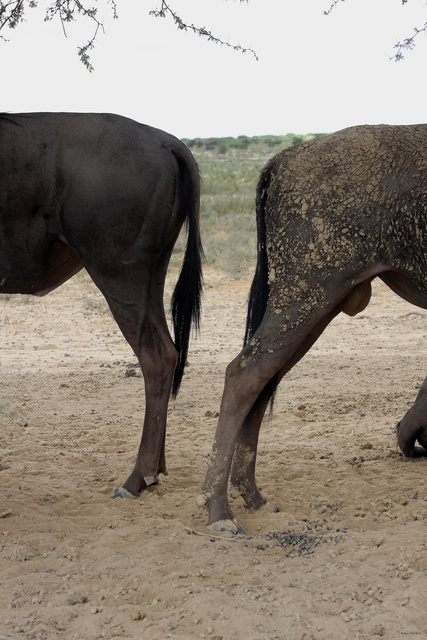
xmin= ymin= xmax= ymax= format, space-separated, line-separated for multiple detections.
xmin=244 ymin=168 xmax=280 ymax=408
xmin=171 ymin=153 xmax=204 ymax=397
xmin=244 ymin=170 xmax=270 ymax=346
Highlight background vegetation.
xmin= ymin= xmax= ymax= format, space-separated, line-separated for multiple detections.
xmin=171 ymin=133 xmax=326 ymax=278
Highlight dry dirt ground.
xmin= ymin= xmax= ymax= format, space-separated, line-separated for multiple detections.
xmin=1 ymin=267 xmax=427 ymax=640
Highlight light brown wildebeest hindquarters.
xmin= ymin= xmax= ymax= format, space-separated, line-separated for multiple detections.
xmin=197 ymin=124 xmax=427 ymax=533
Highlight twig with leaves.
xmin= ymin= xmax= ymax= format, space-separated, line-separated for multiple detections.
xmin=393 ymin=20 xmax=427 ymax=60
xmin=149 ymin=0 xmax=258 ymax=60
xmin=43 ymin=0 xmax=113 ymax=71
xmin=0 ymin=0 xmax=27 ymax=32
xmin=324 ymin=0 xmax=426 ymax=61
xmin=0 ymin=0 xmax=257 ymax=69
xmin=0 ymin=0 xmax=425 ymax=69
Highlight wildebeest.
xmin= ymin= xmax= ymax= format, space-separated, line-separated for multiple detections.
xmin=0 ymin=112 xmax=203 ymax=498
xmin=197 ymin=123 xmax=427 ymax=533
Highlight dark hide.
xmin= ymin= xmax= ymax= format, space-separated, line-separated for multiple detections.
xmin=198 ymin=123 xmax=427 ymax=533
xmin=0 ymin=112 xmax=203 ymax=497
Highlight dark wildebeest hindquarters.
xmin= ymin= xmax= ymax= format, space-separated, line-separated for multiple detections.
xmin=197 ymin=124 xmax=427 ymax=534
xmin=0 ymin=112 xmax=203 ymax=498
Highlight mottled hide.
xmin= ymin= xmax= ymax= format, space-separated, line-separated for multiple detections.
xmin=198 ymin=124 xmax=427 ymax=533
xmin=0 ymin=112 xmax=203 ymax=498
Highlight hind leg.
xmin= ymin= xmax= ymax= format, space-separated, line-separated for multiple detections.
xmin=196 ymin=350 xmax=278 ymax=533
xmin=114 ymin=302 xmax=177 ymax=496
xmin=228 ymin=384 xmax=274 ymax=512
xmin=378 ymin=272 xmax=427 ymax=457
xmin=229 ymin=309 xmax=340 ymax=514
xmin=397 ymin=376 xmax=427 ymax=457
xmin=197 ymin=300 xmax=343 ymax=533
xmin=86 ymin=264 xmax=177 ymax=497
xmin=198 ymin=276 xmax=374 ymax=533
xmin=117 ymin=323 xmax=177 ymax=496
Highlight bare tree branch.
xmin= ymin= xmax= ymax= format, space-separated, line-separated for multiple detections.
xmin=149 ymin=0 xmax=258 ymax=60
xmin=323 ymin=0 xmax=426 ymax=61
xmin=393 ymin=21 xmax=427 ymax=60
xmin=0 ymin=0 xmax=257 ymax=69
xmin=323 ymin=0 xmax=345 ymax=17
xmin=1 ymin=1 xmax=425 ymax=69
xmin=42 ymin=0 xmax=117 ymax=70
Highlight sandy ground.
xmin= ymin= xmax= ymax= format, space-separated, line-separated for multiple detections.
xmin=1 ymin=266 xmax=427 ymax=640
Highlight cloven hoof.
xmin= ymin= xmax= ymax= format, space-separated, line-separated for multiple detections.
xmin=195 ymin=493 xmax=207 ymax=508
xmin=208 ymin=519 xmax=246 ymax=535
xmin=144 ymin=476 xmax=158 ymax=487
xmin=262 ymin=502 xmax=280 ymax=514
xmin=112 ymin=487 xmax=139 ymax=500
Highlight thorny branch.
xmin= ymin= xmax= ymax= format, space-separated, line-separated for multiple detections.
xmin=149 ymin=0 xmax=258 ymax=60
xmin=0 ymin=0 xmax=425 ymax=69
xmin=324 ymin=0 xmax=426 ymax=61
xmin=0 ymin=0 xmax=256 ymax=70
xmin=42 ymin=0 xmax=119 ymax=70
xmin=393 ymin=21 xmax=427 ymax=60
xmin=323 ymin=0 xmax=344 ymax=16
xmin=0 ymin=0 xmax=117 ymax=69
xmin=0 ymin=0 xmax=27 ymax=31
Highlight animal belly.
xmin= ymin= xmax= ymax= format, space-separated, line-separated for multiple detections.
xmin=0 ymin=239 xmax=82 ymax=295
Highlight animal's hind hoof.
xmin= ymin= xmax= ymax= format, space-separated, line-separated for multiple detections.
xmin=407 ymin=445 xmax=427 ymax=458
xmin=144 ymin=476 xmax=158 ymax=487
xmin=195 ymin=493 xmax=208 ymax=508
xmin=266 ymin=502 xmax=279 ymax=513
xmin=208 ymin=519 xmax=246 ymax=535
xmin=112 ymin=487 xmax=139 ymax=500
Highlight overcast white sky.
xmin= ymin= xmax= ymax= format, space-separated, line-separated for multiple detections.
xmin=2 ymin=0 xmax=426 ymax=138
